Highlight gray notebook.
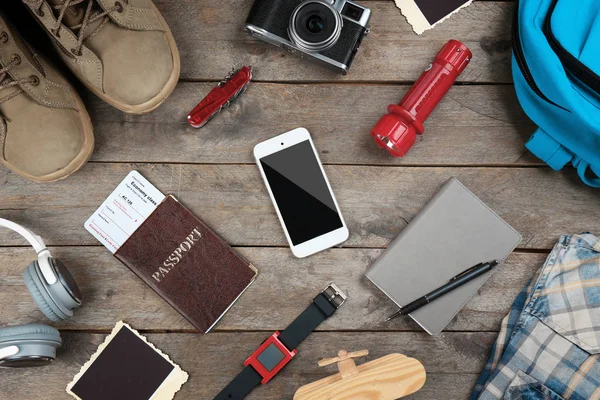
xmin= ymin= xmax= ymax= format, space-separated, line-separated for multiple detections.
xmin=366 ymin=178 xmax=522 ymax=335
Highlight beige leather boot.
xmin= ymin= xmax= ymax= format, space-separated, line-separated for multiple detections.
xmin=23 ymin=0 xmax=180 ymax=114
xmin=0 ymin=14 xmax=94 ymax=182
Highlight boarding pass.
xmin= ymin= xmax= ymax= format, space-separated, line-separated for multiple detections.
xmin=85 ymin=171 xmax=165 ymax=253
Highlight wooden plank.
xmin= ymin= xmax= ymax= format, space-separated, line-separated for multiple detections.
xmin=155 ymin=0 xmax=514 ymax=83
xmin=0 ymin=331 xmax=493 ymax=399
xmin=85 ymin=83 xmax=537 ymax=165
xmin=0 ymin=164 xmax=596 ymax=249
xmin=0 ymin=247 xmax=542 ymax=332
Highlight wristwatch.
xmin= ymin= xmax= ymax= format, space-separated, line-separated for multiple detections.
xmin=213 ymin=284 xmax=347 ymax=400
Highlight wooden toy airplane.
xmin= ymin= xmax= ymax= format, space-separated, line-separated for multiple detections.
xmin=294 ymin=349 xmax=426 ymax=400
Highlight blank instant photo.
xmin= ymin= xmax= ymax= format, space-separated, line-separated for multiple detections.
xmin=395 ymin=0 xmax=473 ymax=34
xmin=66 ymin=321 xmax=188 ymax=400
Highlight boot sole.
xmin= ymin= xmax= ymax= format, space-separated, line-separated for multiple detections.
xmin=2 ymin=91 xmax=95 ymax=183
xmin=67 ymin=2 xmax=180 ymax=115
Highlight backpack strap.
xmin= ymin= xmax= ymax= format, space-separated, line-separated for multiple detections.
xmin=526 ymin=128 xmax=600 ymax=187
xmin=575 ymin=160 xmax=600 ymax=188
xmin=526 ymin=128 xmax=573 ymax=170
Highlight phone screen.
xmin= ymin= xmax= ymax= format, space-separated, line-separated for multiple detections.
xmin=260 ymin=140 xmax=343 ymax=245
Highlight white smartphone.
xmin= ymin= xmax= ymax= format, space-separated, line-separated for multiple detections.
xmin=254 ymin=128 xmax=349 ymax=258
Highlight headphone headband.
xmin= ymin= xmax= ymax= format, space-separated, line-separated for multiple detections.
xmin=0 ymin=218 xmax=47 ymax=253
xmin=0 ymin=345 xmax=18 ymax=362
xmin=0 ymin=218 xmax=57 ymax=284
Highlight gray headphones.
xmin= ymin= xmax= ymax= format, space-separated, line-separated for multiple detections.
xmin=0 ymin=218 xmax=82 ymax=368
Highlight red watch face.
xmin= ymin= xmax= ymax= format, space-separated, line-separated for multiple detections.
xmin=244 ymin=332 xmax=297 ymax=384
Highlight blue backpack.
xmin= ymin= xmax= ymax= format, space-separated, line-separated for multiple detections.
xmin=513 ymin=0 xmax=600 ymax=187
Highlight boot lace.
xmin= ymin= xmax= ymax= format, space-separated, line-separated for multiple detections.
xmin=0 ymin=56 xmax=39 ymax=111
xmin=23 ymin=0 xmax=125 ymax=56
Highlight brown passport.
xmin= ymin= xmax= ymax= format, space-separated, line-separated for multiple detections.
xmin=115 ymin=195 xmax=257 ymax=333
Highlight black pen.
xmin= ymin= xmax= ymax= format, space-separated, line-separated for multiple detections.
xmin=385 ymin=260 xmax=498 ymax=322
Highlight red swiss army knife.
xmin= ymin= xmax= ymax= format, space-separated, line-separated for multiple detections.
xmin=187 ymin=66 xmax=253 ymax=128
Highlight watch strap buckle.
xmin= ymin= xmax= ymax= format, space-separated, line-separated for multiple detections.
xmin=322 ymin=283 xmax=347 ymax=309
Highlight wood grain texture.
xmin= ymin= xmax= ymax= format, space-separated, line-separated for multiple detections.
xmin=84 ymin=83 xmax=538 ymax=165
xmin=0 ymin=247 xmax=542 ymax=332
xmin=155 ymin=0 xmax=514 ymax=83
xmin=0 ymin=1 xmax=586 ymax=399
xmin=0 ymin=164 xmax=598 ymax=249
xmin=0 ymin=332 xmax=494 ymax=399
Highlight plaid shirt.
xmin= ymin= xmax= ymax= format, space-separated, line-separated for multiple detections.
xmin=471 ymin=233 xmax=600 ymax=400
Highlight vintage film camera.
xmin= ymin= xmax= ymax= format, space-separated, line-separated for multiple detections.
xmin=245 ymin=0 xmax=371 ymax=74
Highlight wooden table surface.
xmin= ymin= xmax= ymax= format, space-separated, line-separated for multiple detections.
xmin=2 ymin=0 xmax=600 ymax=399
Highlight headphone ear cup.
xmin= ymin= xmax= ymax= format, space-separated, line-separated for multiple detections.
xmin=23 ymin=262 xmax=63 ymax=322
xmin=0 ymin=324 xmax=61 ymax=368
xmin=0 ymin=324 xmax=61 ymax=343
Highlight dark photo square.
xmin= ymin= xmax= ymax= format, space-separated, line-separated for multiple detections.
xmin=71 ymin=326 xmax=175 ymax=400
xmin=414 ymin=0 xmax=471 ymax=25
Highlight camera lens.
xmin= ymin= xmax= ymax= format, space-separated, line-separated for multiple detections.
xmin=306 ymin=14 xmax=325 ymax=33
xmin=289 ymin=1 xmax=343 ymax=52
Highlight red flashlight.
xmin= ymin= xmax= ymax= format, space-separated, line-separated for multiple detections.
xmin=371 ymin=40 xmax=472 ymax=157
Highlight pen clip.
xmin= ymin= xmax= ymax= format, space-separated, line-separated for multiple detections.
xmin=450 ymin=263 xmax=484 ymax=282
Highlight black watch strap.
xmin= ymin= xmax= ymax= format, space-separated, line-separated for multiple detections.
xmin=214 ymin=365 xmax=262 ymax=400
xmin=278 ymin=287 xmax=340 ymax=349
xmin=213 ymin=284 xmax=346 ymax=400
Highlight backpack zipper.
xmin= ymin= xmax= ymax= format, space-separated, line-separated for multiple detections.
xmin=543 ymin=0 xmax=600 ymax=96
xmin=512 ymin=0 xmax=566 ymax=110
